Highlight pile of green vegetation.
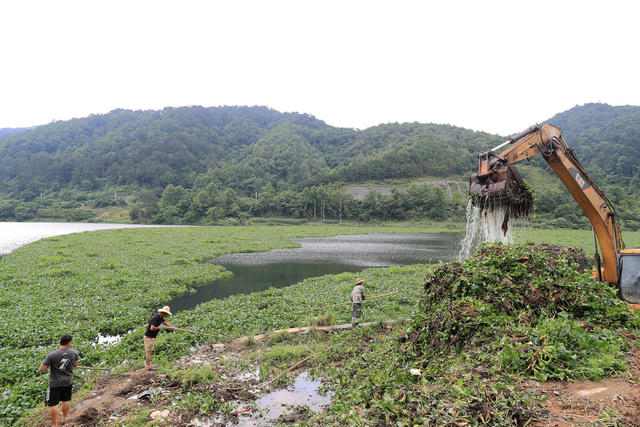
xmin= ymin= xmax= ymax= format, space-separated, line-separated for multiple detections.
xmin=318 ymin=243 xmax=640 ymax=425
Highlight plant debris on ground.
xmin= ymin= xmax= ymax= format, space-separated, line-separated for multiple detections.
xmin=21 ymin=242 xmax=640 ymax=426
xmin=320 ymin=243 xmax=640 ymax=425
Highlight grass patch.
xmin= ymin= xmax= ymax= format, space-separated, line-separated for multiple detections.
xmin=256 ymin=345 xmax=310 ymax=363
xmin=168 ymin=365 xmax=221 ymax=388
xmin=307 ymin=312 xmax=334 ymax=326
xmin=244 ymin=335 xmax=257 ymax=347
xmin=122 ymin=408 xmax=153 ymax=427
xmin=266 ymin=330 xmax=293 ymax=345
xmin=172 ymin=390 xmax=233 ymax=416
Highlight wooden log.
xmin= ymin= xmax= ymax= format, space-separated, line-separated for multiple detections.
xmin=76 ymin=365 xmax=111 ymax=371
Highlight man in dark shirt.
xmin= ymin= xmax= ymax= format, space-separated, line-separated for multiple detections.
xmin=144 ymin=305 xmax=174 ymax=370
xmin=39 ymin=334 xmax=79 ymax=427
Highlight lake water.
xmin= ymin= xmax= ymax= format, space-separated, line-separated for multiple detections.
xmin=0 ymin=222 xmax=179 ymax=256
xmin=169 ymin=232 xmax=461 ymax=312
xmin=0 ymin=223 xmax=462 ymax=313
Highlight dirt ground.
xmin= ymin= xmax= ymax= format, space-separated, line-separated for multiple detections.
xmin=32 ymin=369 xmax=180 ymax=426
xmin=31 ymin=327 xmax=341 ymax=427
xmin=531 ymin=345 xmax=640 ymax=426
xmin=32 ymin=329 xmax=640 ymax=426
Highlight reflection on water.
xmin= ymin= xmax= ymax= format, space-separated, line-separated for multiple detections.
xmin=238 ymin=371 xmax=333 ymax=426
xmin=170 ymin=262 xmax=364 ymax=313
xmin=216 ymin=233 xmax=458 ymax=267
xmin=169 ymin=233 xmax=460 ymax=313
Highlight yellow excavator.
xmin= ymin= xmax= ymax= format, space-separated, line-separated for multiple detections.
xmin=469 ymin=124 xmax=640 ymax=308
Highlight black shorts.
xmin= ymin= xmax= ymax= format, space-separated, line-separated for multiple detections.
xmin=46 ymin=385 xmax=73 ymax=406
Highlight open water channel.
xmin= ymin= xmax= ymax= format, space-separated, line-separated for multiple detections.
xmin=0 ymin=222 xmax=462 ymax=312
xmin=0 ymin=221 xmax=180 ymax=256
xmin=169 ymin=232 xmax=461 ymax=312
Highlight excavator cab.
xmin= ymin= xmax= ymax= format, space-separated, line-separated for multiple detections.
xmin=618 ymin=251 xmax=640 ymax=305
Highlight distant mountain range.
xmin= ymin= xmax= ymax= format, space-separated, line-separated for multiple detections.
xmin=0 ymin=126 xmax=37 ymax=141
xmin=0 ymin=103 xmax=639 ymax=226
xmin=0 ymin=106 xmax=503 ymax=199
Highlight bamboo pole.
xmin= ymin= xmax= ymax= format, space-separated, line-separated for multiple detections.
xmin=295 ymin=291 xmax=400 ymax=315
xmin=169 ymin=326 xmax=222 ymax=338
xmin=76 ymin=365 xmax=111 ymax=371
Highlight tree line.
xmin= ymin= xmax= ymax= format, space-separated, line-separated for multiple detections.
xmin=2 ymin=103 xmax=640 ymax=228
xmin=0 ymin=182 xmax=464 ymax=224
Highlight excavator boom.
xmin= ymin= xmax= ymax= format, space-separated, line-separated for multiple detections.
xmin=469 ymin=124 xmax=640 ymax=304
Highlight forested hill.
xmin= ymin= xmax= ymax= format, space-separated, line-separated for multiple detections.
xmin=0 ymin=107 xmax=334 ymax=196
xmin=0 ymin=106 xmax=500 ymax=219
xmin=547 ymin=103 xmax=640 ymax=186
xmin=0 ymin=126 xmax=34 ymax=142
xmin=1 ymin=103 xmax=640 ymax=226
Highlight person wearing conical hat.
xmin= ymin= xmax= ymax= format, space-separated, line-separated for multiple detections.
xmin=144 ymin=306 xmax=174 ymax=371
xmin=351 ymin=277 xmax=366 ymax=327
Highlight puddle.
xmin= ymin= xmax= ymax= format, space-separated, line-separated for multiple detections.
xmin=237 ymin=371 xmax=333 ymax=425
xmin=191 ymin=371 xmax=332 ymax=426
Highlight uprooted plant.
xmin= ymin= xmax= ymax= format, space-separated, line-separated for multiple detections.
xmin=318 ymin=243 xmax=640 ymax=426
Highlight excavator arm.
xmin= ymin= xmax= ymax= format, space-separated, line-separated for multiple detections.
xmin=470 ymin=124 xmax=624 ymax=285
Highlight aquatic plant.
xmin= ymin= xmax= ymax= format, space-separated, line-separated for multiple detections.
xmin=314 ymin=243 xmax=640 ymax=425
xmin=0 ymin=224 xmax=428 ymax=423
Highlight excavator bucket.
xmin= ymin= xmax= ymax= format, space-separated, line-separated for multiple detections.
xmin=469 ymin=165 xmax=534 ymax=219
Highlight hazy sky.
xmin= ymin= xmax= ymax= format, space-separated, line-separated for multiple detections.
xmin=2 ymin=0 xmax=639 ymax=135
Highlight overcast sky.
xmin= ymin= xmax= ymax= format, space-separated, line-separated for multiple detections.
xmin=1 ymin=0 xmax=639 ymax=135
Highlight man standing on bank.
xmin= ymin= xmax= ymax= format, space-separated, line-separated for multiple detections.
xmin=39 ymin=334 xmax=79 ymax=427
xmin=351 ymin=277 xmax=366 ymax=326
xmin=144 ymin=305 xmax=174 ymax=371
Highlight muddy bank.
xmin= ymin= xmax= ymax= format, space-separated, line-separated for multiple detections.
xmin=31 ymin=322 xmax=371 ymax=426
xmin=28 ymin=243 xmax=640 ymax=426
